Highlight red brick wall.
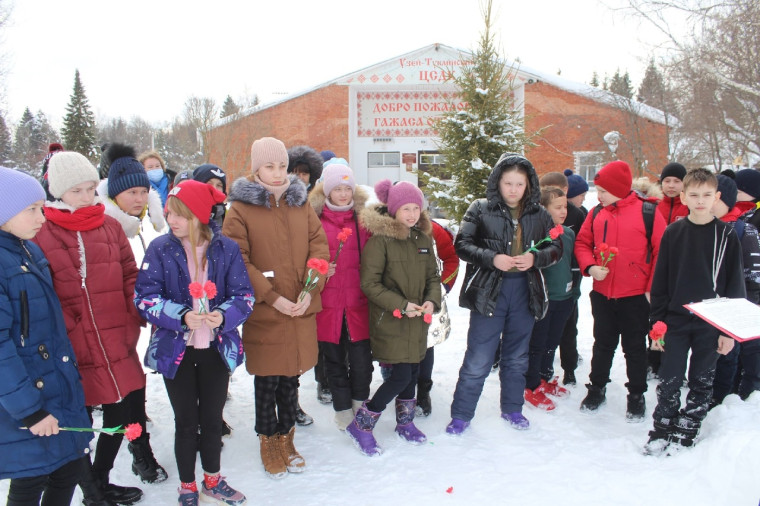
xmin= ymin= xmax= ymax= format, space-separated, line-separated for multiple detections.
xmin=524 ymin=81 xmax=669 ymax=180
xmin=207 ymin=85 xmax=350 ymax=182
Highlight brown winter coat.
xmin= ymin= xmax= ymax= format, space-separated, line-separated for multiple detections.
xmin=359 ymin=205 xmax=441 ymax=364
xmin=224 ymin=175 xmax=329 ymax=376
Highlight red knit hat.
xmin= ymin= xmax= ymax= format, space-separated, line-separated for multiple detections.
xmin=594 ymin=161 xmax=632 ymax=199
xmin=166 ymin=180 xmax=226 ymax=224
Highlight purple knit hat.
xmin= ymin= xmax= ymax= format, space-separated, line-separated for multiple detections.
xmin=374 ymin=179 xmax=424 ymax=217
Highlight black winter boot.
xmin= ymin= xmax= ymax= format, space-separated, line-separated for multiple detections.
xmin=317 ymin=382 xmax=332 ymax=404
xmin=643 ymin=418 xmax=674 ymax=456
xmin=579 ymin=384 xmax=606 ymax=412
xmin=295 ymin=403 xmax=314 ymax=426
xmin=415 ymin=379 xmax=433 ymax=417
xmin=128 ymin=433 xmax=168 ymax=484
xmin=78 ymin=456 xmax=117 ymax=506
xmin=94 ymin=469 xmax=143 ymax=505
xmin=668 ymin=415 xmax=700 ymax=450
xmin=625 ymin=393 xmax=646 ymax=422
xmin=562 ymin=370 xmax=576 ymax=386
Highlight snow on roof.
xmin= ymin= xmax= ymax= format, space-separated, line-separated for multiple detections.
xmin=214 ymin=43 xmax=673 ymax=129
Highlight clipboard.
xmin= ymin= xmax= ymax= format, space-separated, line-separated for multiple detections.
xmin=683 ymin=298 xmax=760 ymax=342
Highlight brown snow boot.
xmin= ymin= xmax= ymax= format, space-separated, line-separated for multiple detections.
xmin=259 ymin=434 xmax=287 ymax=479
xmin=278 ymin=427 xmax=306 ymax=473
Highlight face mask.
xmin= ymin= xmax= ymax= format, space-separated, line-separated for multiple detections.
xmin=147 ymin=168 xmax=164 ymax=183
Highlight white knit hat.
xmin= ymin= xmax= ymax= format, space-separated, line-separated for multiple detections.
xmin=47 ymin=151 xmax=100 ymax=199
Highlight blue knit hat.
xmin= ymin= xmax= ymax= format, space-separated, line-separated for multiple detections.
xmin=564 ymin=169 xmax=589 ymax=199
xmin=0 ymin=167 xmax=46 ymax=226
xmin=106 ymin=143 xmax=150 ymax=199
xmin=193 ymin=163 xmax=227 ymax=194
xmin=320 ymin=150 xmax=336 ymax=162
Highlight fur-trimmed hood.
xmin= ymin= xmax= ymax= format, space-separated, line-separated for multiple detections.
xmin=359 ymin=203 xmax=432 ymax=240
xmin=308 ymin=181 xmax=370 ymax=216
xmin=96 ymin=179 xmax=166 ymax=238
xmin=228 ymin=174 xmax=308 ymax=208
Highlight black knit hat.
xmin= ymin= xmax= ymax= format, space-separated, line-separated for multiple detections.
xmin=106 ymin=143 xmax=150 ymax=199
xmin=716 ymin=174 xmax=738 ymax=210
xmin=736 ymin=169 xmax=760 ymax=201
xmin=660 ymin=162 xmax=687 ymax=182
xmin=193 ymin=163 xmax=227 ymax=194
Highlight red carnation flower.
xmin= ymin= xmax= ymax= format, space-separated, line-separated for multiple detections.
xmin=609 ymin=246 xmax=619 ymax=256
xmin=649 ymin=321 xmax=668 ymax=340
xmin=599 ymin=243 xmax=610 ymax=253
xmin=337 ymin=227 xmax=353 ymax=242
xmin=307 ymin=258 xmax=330 ymax=275
xmin=124 ymin=423 xmax=143 ymax=442
xmin=203 ymin=281 xmax=217 ymax=299
xmin=549 ymin=224 xmax=564 ymax=239
xmin=393 ymin=309 xmax=403 ymax=319
xmin=423 ymin=313 xmax=433 ymax=324
xmin=189 ymin=282 xmax=204 ymax=299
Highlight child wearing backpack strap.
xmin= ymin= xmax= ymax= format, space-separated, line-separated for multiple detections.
xmin=710 ymin=174 xmax=760 ymax=405
xmin=574 ymin=161 xmax=666 ymax=421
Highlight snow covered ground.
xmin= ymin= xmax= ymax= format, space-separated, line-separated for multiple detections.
xmin=3 ymin=191 xmax=760 ymax=506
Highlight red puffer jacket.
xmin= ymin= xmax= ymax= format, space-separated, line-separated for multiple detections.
xmin=575 ymin=192 xmax=666 ymax=299
xmin=431 ymin=221 xmax=459 ymax=292
xmin=309 ymin=184 xmax=371 ymax=344
xmin=33 ymin=202 xmax=145 ymax=406
xmin=657 ymin=195 xmax=688 ymax=224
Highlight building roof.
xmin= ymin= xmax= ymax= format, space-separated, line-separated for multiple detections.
xmin=214 ymin=43 xmax=673 ymax=128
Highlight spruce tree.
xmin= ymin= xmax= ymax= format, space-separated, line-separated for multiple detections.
xmin=423 ymin=0 xmax=527 ymax=222
xmin=0 ymin=113 xmax=12 ymax=166
xmin=220 ymin=95 xmax=240 ymax=118
xmin=637 ymin=59 xmax=671 ymax=109
xmin=61 ymin=69 xmax=97 ymax=159
xmin=609 ymin=69 xmax=634 ymax=98
xmin=590 ymin=71 xmax=600 ymax=87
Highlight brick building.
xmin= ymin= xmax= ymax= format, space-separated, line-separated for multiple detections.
xmin=208 ymin=43 xmax=669 ymax=186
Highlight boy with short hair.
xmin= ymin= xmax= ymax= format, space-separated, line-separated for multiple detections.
xmin=644 ymin=169 xmax=745 ymax=455
xmin=574 ymin=161 xmax=667 ymax=420
xmin=657 ymin=162 xmax=689 ymax=224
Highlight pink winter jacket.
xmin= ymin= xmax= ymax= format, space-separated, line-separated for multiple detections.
xmin=309 ymin=183 xmax=370 ymax=344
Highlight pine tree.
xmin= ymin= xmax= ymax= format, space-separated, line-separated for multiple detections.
xmin=220 ymin=95 xmax=240 ymax=118
xmin=61 ymin=69 xmax=97 ymax=159
xmin=590 ymin=71 xmax=600 ymax=87
xmin=609 ymin=69 xmax=634 ymax=98
xmin=0 ymin=112 xmax=12 ymax=166
xmin=422 ymin=0 xmax=528 ymax=222
xmin=13 ymin=108 xmax=58 ymax=177
xmin=637 ymin=59 xmax=671 ymax=110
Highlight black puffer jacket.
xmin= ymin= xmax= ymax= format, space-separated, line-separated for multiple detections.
xmin=456 ymin=154 xmax=561 ymax=320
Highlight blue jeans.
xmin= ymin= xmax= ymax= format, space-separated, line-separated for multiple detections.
xmin=450 ymin=273 xmax=535 ymax=420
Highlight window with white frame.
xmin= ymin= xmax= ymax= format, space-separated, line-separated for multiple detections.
xmin=368 ymin=152 xmax=400 ymax=168
xmin=573 ymin=151 xmax=604 ymax=182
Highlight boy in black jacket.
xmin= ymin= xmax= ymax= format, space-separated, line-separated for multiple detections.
xmin=644 ymin=169 xmax=746 ymax=456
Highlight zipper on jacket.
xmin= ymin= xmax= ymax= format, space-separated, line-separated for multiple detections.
xmin=19 ymin=290 xmax=28 ymax=347
xmin=82 ymin=272 xmax=123 ymax=401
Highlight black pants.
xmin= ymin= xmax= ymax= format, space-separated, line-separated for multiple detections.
xmin=254 ymin=375 xmax=298 ymax=437
xmin=86 ymin=387 xmax=145 ymax=474
xmin=366 ymin=363 xmax=419 ymax=413
xmin=526 ymin=298 xmax=574 ymax=390
xmin=163 ymin=347 xmax=229 ymax=483
xmin=320 ymin=316 xmax=373 ymax=411
xmin=419 ymin=347 xmax=434 ymax=382
xmin=588 ymin=291 xmax=649 ymax=394
xmin=739 ymin=339 xmax=760 ymax=399
xmin=7 ymin=456 xmax=83 ymax=506
xmin=559 ymin=300 xmax=580 ymax=373
xmin=652 ymin=319 xmax=719 ymax=425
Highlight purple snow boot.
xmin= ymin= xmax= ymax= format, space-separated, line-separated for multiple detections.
xmin=394 ymin=398 xmax=427 ymax=444
xmin=502 ymin=411 xmax=530 ymax=430
xmin=346 ymin=402 xmax=382 ymax=456
xmin=445 ymin=418 xmax=470 ymax=435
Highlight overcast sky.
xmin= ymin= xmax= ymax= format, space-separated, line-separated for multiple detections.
xmin=3 ymin=0 xmax=672 ymax=127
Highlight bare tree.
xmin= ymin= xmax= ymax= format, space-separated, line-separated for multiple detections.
xmin=624 ymin=0 xmax=760 ymax=168
xmin=183 ymin=96 xmax=218 ymax=161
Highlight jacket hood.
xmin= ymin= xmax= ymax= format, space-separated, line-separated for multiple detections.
xmin=359 ymin=203 xmax=432 ymax=240
xmin=96 ymin=179 xmax=166 ymax=238
xmin=287 ymin=145 xmax=324 ymax=188
xmin=308 ymin=181 xmax=369 ymax=216
xmin=228 ymin=174 xmax=308 ymax=208
xmin=486 ymin=153 xmax=542 ymax=213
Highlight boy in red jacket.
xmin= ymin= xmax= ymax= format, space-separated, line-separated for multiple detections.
xmin=574 ymin=161 xmax=667 ymax=420
xmin=657 ymin=162 xmax=689 ymax=224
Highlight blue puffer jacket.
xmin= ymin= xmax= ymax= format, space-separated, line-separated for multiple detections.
xmin=0 ymin=230 xmax=92 ymax=479
xmin=134 ymin=222 xmax=254 ymax=379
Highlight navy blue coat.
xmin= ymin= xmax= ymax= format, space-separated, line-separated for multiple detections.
xmin=0 ymin=230 xmax=92 ymax=479
xmin=134 ymin=223 xmax=254 ymax=379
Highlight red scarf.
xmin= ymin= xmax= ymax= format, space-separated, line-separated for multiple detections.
xmin=44 ymin=203 xmax=106 ymax=231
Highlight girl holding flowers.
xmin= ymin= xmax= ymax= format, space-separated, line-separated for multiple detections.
xmin=347 ymin=179 xmax=440 ymax=456
xmin=308 ymin=163 xmax=372 ymax=431
xmin=134 ymin=180 xmax=254 ymax=506
xmin=447 ymin=154 xmax=560 ymax=435
xmin=223 ymin=137 xmax=328 ymax=478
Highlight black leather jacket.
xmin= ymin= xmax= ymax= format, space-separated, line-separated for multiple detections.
xmin=456 ymin=154 xmax=561 ymax=320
